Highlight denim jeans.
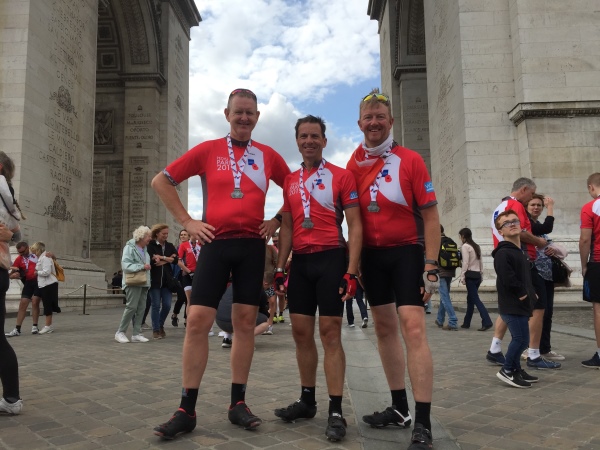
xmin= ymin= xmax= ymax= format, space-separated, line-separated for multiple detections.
xmin=500 ymin=313 xmax=530 ymax=372
xmin=346 ymin=285 xmax=368 ymax=325
xmin=149 ymin=287 xmax=172 ymax=332
xmin=436 ymin=277 xmax=457 ymax=327
xmin=462 ymin=278 xmax=493 ymax=328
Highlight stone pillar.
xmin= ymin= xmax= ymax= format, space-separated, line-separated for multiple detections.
xmin=1 ymin=0 xmax=106 ymax=294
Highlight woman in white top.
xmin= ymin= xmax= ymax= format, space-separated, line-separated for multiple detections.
xmin=458 ymin=228 xmax=493 ymax=331
xmin=31 ymin=242 xmax=59 ymax=334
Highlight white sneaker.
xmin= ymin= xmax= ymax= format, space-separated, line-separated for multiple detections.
xmin=542 ymin=350 xmax=565 ymax=361
xmin=262 ymin=326 xmax=273 ymax=335
xmin=521 ymin=348 xmax=529 ymax=360
xmin=208 ymin=330 xmax=215 ymax=337
xmin=347 ymin=323 xmax=355 ymax=328
xmin=5 ymin=328 xmax=20 ymax=337
xmin=131 ymin=334 xmax=149 ymax=343
xmin=362 ymin=318 xmax=368 ymax=328
xmin=0 ymin=398 xmax=23 ymax=415
xmin=114 ymin=331 xmax=129 ymax=343
xmin=31 ymin=326 xmax=39 ymax=335
xmin=39 ymin=326 xmax=54 ymax=335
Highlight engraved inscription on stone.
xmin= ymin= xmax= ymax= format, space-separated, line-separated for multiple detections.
xmin=129 ymin=171 xmax=147 ymax=229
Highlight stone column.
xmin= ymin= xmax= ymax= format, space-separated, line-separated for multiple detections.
xmin=1 ymin=0 xmax=106 ymax=293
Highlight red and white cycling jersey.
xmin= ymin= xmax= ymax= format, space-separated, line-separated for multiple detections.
xmin=178 ymin=240 xmax=201 ymax=272
xmin=164 ymin=138 xmax=290 ymax=239
xmin=282 ymin=161 xmax=358 ymax=254
xmin=347 ymin=143 xmax=437 ymax=248
xmin=491 ymin=196 xmax=536 ymax=261
xmin=581 ymin=197 xmax=600 ymax=263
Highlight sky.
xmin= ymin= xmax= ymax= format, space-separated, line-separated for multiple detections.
xmin=186 ymin=0 xmax=381 ymax=221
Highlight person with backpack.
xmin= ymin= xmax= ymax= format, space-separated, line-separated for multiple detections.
xmin=434 ymin=225 xmax=459 ymax=331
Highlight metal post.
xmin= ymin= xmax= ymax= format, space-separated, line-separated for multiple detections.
xmin=82 ymin=284 xmax=88 ymax=315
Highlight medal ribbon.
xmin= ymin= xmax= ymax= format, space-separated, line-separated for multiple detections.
xmin=190 ymin=241 xmax=200 ymax=261
xmin=299 ymin=159 xmax=327 ymax=220
xmin=226 ymin=133 xmax=252 ymax=191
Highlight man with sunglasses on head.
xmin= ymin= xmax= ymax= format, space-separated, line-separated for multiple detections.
xmin=151 ymin=88 xmax=290 ymax=440
xmin=488 ymin=178 xmax=561 ymax=371
xmin=273 ymin=115 xmax=362 ymax=442
xmin=346 ymin=90 xmax=439 ymax=450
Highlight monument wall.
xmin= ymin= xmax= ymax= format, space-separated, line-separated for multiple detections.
xmin=1 ymin=0 xmax=200 ymax=290
xmin=371 ymin=0 xmax=600 ymax=281
xmin=1 ymin=0 xmax=106 ymax=292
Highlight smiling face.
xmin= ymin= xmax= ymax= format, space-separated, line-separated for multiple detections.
xmin=179 ymin=230 xmax=189 ymax=242
xmin=156 ymin=227 xmax=169 ymax=243
xmin=358 ymin=102 xmax=394 ymax=148
xmin=224 ymin=95 xmax=260 ymax=141
xmin=139 ymin=232 xmax=152 ymax=248
xmin=296 ymin=122 xmax=326 ymax=165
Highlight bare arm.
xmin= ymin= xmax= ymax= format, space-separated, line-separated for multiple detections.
xmin=151 ymin=172 xmax=215 ymax=243
xmin=580 ymin=228 xmax=592 ymax=277
xmin=520 ymin=230 xmax=546 ymax=248
xmin=344 ymin=206 xmax=362 ymax=275
xmin=275 ymin=212 xmax=293 ymax=270
xmin=421 ymin=205 xmax=441 ymax=300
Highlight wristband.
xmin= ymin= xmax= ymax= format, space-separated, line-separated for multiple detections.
xmin=424 ymin=259 xmax=438 ymax=266
xmin=274 ymin=268 xmax=284 ymax=273
xmin=272 ymin=214 xmax=282 ymax=223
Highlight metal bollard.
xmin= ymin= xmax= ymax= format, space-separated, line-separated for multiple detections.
xmin=82 ymin=284 xmax=89 ymax=315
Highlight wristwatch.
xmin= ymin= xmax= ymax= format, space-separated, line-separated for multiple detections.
xmin=424 ymin=259 xmax=439 ymax=266
xmin=274 ymin=268 xmax=284 ymax=273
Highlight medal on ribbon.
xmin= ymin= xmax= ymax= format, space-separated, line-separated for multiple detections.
xmin=227 ymin=134 xmax=252 ymax=199
xmin=299 ymin=159 xmax=326 ymax=229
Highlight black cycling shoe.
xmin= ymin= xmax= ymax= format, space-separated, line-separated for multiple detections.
xmin=171 ymin=314 xmax=179 ymax=327
xmin=153 ymin=409 xmax=196 ymax=440
xmin=408 ymin=423 xmax=433 ymax=449
xmin=274 ymin=399 xmax=317 ymax=422
xmin=228 ymin=401 xmax=262 ymax=429
xmin=325 ymin=412 xmax=347 ymax=441
xmin=362 ymin=405 xmax=412 ymax=428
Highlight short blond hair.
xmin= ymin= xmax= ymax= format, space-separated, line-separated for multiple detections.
xmin=151 ymin=223 xmax=169 ymax=239
xmin=30 ymin=241 xmax=45 ymax=256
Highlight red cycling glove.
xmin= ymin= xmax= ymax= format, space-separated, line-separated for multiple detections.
xmin=340 ymin=273 xmax=357 ymax=298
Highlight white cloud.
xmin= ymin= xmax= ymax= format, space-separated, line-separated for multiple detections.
xmin=186 ymin=0 xmax=380 ymax=218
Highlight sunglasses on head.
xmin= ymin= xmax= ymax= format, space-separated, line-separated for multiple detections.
xmin=229 ymin=88 xmax=257 ymax=100
xmin=362 ymin=93 xmax=390 ymax=103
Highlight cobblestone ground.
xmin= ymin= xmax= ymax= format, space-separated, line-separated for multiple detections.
xmin=553 ymin=308 xmax=595 ymax=331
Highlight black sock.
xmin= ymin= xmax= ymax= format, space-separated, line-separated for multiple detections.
xmin=15 ymin=325 xmax=21 ymax=332
xmin=414 ymin=401 xmax=431 ymax=431
xmin=33 ymin=324 xmax=37 ymax=328
xmin=300 ymin=386 xmax=316 ymax=406
xmin=391 ymin=389 xmax=410 ymax=416
xmin=179 ymin=388 xmax=198 ymax=416
xmin=230 ymin=383 xmax=246 ymax=407
xmin=5 ymin=397 xmax=20 ymax=404
xmin=328 ymin=395 xmax=343 ymax=416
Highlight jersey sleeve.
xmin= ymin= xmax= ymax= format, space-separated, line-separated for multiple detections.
xmin=269 ymin=150 xmax=291 ymax=188
xmin=12 ymin=255 xmax=22 ymax=268
xmin=581 ymin=203 xmax=593 ymax=229
xmin=410 ymin=153 xmax=437 ymax=209
xmin=177 ymin=244 xmax=187 ymax=260
xmin=339 ymin=169 xmax=359 ymax=209
xmin=163 ymin=141 xmax=211 ymax=185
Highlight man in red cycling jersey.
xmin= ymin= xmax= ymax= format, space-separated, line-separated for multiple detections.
xmin=273 ymin=115 xmax=362 ymax=442
xmin=151 ymin=88 xmax=290 ymax=440
xmin=346 ymin=90 xmax=440 ymax=450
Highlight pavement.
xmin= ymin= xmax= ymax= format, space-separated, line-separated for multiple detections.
xmin=1 ymin=299 xmax=599 ymax=450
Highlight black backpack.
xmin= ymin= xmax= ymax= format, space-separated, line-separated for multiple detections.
xmin=439 ymin=236 xmax=461 ymax=269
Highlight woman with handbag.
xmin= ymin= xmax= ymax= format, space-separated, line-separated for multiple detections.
xmin=147 ymin=223 xmax=178 ymax=340
xmin=526 ymin=194 xmax=566 ymax=361
xmin=115 ymin=226 xmax=152 ymax=343
xmin=31 ymin=242 xmax=58 ymax=335
xmin=458 ymin=228 xmax=493 ymax=331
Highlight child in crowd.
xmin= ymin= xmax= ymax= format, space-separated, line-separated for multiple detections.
xmin=492 ymin=210 xmax=539 ymax=388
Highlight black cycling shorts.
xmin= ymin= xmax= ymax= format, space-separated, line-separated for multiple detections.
xmin=287 ymin=248 xmax=346 ymax=317
xmin=584 ymin=262 xmax=600 ymax=303
xmin=21 ymin=279 xmax=41 ymax=300
xmin=190 ymin=238 xmax=265 ymax=309
xmin=361 ymin=244 xmax=425 ymax=308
